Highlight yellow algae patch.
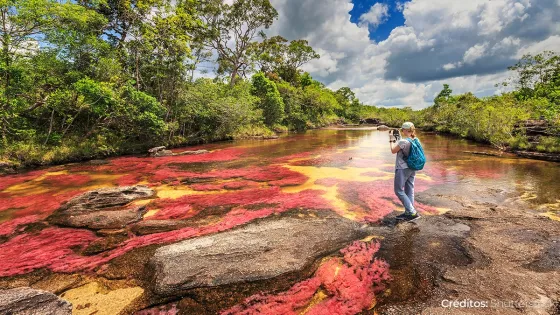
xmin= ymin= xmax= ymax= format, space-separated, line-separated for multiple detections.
xmin=281 ymin=164 xmax=394 ymax=219
xmin=335 ymin=146 xmax=360 ymax=154
xmin=61 ymin=282 xmax=143 ymax=315
xmin=155 ymin=184 xmax=224 ymax=199
xmin=361 ymin=235 xmax=384 ymax=242
xmin=132 ymin=199 xmax=153 ymax=207
xmin=542 ymin=212 xmax=560 ymax=222
xmin=519 ymin=191 xmax=538 ymax=201
xmin=4 ymin=171 xmax=121 ymax=196
xmin=434 ymin=207 xmax=451 ymax=215
xmin=143 ymin=209 xmax=159 ymax=218
xmin=301 ymin=289 xmax=328 ymax=314
xmin=536 ymin=200 xmax=560 ymax=212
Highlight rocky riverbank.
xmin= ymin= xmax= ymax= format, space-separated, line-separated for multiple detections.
xmin=0 ymin=180 xmax=558 ymax=314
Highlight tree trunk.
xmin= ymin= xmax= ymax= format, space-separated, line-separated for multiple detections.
xmin=229 ymin=68 xmax=238 ymax=87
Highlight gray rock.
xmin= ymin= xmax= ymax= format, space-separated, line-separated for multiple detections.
xmin=48 ymin=185 xmax=154 ymax=230
xmin=131 ymin=220 xmax=189 ymax=235
xmin=150 ymin=213 xmax=373 ymax=296
xmin=0 ymin=287 xmax=72 ymax=315
xmin=174 ymin=150 xmax=209 ymax=156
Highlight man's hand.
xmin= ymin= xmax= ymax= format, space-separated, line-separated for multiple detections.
xmin=389 ymin=131 xmax=396 ymax=143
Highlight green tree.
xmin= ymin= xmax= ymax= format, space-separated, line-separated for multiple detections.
xmin=197 ymin=0 xmax=278 ymax=86
xmin=249 ymin=35 xmax=319 ymax=83
xmin=251 ymin=72 xmax=284 ymax=126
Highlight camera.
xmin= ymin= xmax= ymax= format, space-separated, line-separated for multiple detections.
xmin=391 ymin=129 xmax=401 ymax=142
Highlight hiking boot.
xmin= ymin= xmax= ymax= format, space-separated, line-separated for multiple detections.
xmin=395 ymin=213 xmax=410 ymax=220
xmin=402 ymin=212 xmax=421 ymax=221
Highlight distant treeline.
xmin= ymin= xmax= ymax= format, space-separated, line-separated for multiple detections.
xmin=0 ymin=0 xmax=558 ymax=168
xmin=363 ymin=51 xmax=560 ymax=153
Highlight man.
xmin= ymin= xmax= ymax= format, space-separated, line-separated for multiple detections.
xmin=389 ymin=122 xmax=420 ymax=221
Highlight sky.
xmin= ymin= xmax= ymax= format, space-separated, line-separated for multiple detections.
xmin=218 ymin=0 xmax=560 ymax=109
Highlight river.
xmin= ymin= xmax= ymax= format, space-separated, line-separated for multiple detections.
xmin=0 ymin=129 xmax=559 ymax=314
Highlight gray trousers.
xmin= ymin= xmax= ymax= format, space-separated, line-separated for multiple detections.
xmin=394 ymin=168 xmax=416 ymax=214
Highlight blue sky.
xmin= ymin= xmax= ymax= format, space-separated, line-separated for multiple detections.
xmin=241 ymin=0 xmax=560 ymax=108
xmin=349 ymin=0 xmax=409 ymax=42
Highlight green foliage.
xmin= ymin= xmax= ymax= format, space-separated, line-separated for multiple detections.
xmin=197 ymin=0 xmax=278 ymax=86
xmin=251 ymin=72 xmax=284 ymax=126
xmin=181 ymin=79 xmax=260 ymax=141
xmin=249 ymin=35 xmax=319 ymax=83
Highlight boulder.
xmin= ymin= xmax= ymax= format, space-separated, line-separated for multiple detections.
xmin=359 ymin=118 xmax=381 ymax=125
xmin=377 ymin=125 xmax=390 ymax=131
xmin=0 ymin=287 xmax=72 ymax=315
xmin=131 ymin=220 xmax=189 ymax=235
xmin=514 ymin=150 xmax=560 ymax=162
xmin=150 ymin=212 xmax=373 ymax=296
xmin=174 ymin=150 xmax=209 ymax=156
xmin=48 ymin=186 xmax=154 ymax=230
xmin=148 ymin=146 xmax=173 ymax=157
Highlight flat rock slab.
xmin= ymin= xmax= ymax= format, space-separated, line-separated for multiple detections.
xmin=48 ymin=185 xmax=154 ymax=230
xmin=131 ymin=220 xmax=189 ymax=235
xmin=0 ymin=287 xmax=72 ymax=315
xmin=150 ymin=213 xmax=373 ymax=296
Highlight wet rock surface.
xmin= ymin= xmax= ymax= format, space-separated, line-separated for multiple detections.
xmin=130 ymin=220 xmax=189 ymax=235
xmin=524 ymin=237 xmax=560 ymax=272
xmin=150 ymin=212 xmax=374 ymax=296
xmin=0 ymin=287 xmax=72 ymax=315
xmin=377 ymin=192 xmax=560 ymax=315
xmin=48 ymin=186 xmax=154 ymax=230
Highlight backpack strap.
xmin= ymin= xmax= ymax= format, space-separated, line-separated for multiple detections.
xmin=402 ymin=138 xmax=413 ymax=158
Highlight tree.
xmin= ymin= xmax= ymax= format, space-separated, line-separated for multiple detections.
xmin=0 ymin=0 xmax=105 ymax=146
xmin=251 ymin=72 xmax=284 ymax=126
xmin=249 ymin=35 xmax=319 ymax=83
xmin=434 ymin=83 xmax=453 ymax=107
xmin=197 ymin=0 xmax=278 ymax=86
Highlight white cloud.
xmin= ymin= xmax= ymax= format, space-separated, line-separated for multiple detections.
xmin=204 ymin=0 xmax=560 ymax=108
xmin=359 ymin=3 xmax=390 ymax=28
xmin=463 ymin=43 xmax=488 ymax=64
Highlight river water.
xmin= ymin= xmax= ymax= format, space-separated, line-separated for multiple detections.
xmin=0 ymin=129 xmax=558 ymax=314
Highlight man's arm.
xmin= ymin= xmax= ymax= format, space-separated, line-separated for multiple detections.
xmin=390 ymin=142 xmax=401 ymax=154
xmin=389 ymin=132 xmax=401 ymax=154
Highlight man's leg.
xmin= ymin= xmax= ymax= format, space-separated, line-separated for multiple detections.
xmin=394 ymin=169 xmax=415 ymax=214
xmin=404 ymin=170 xmax=416 ymax=210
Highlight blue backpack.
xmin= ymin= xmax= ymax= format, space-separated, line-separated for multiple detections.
xmin=405 ymin=138 xmax=426 ymax=171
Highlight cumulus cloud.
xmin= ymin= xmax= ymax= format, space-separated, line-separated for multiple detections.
xmin=210 ymin=0 xmax=560 ymax=108
xmin=359 ymin=3 xmax=390 ymax=28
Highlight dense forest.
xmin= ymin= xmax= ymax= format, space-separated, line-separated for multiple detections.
xmin=0 ymin=0 xmax=558 ymax=168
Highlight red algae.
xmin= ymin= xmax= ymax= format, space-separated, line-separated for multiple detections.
xmin=0 ymin=215 xmax=39 ymax=236
xmin=314 ymin=178 xmax=339 ymax=187
xmin=0 ymin=191 xmax=82 ymax=217
xmin=224 ymin=277 xmax=322 ymax=315
xmin=154 ymin=187 xmax=331 ymax=217
xmin=271 ymin=151 xmax=315 ymax=163
xmin=0 ymin=189 xmax=332 ymax=276
xmin=148 ymin=204 xmax=195 ymax=220
xmin=43 ymin=174 xmax=92 ymax=187
xmin=116 ymin=174 xmax=144 ymax=186
xmin=0 ymin=170 xmax=48 ymax=191
xmin=190 ymin=183 xmax=225 ymax=191
xmin=136 ymin=303 xmax=179 ymax=315
xmin=221 ymin=241 xmax=390 ymax=315
xmin=0 ymin=227 xmax=98 ymax=276
xmin=222 ymin=181 xmax=260 ymax=190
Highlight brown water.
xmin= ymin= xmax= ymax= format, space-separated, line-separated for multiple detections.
xmin=0 ymin=129 xmax=558 ymax=314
